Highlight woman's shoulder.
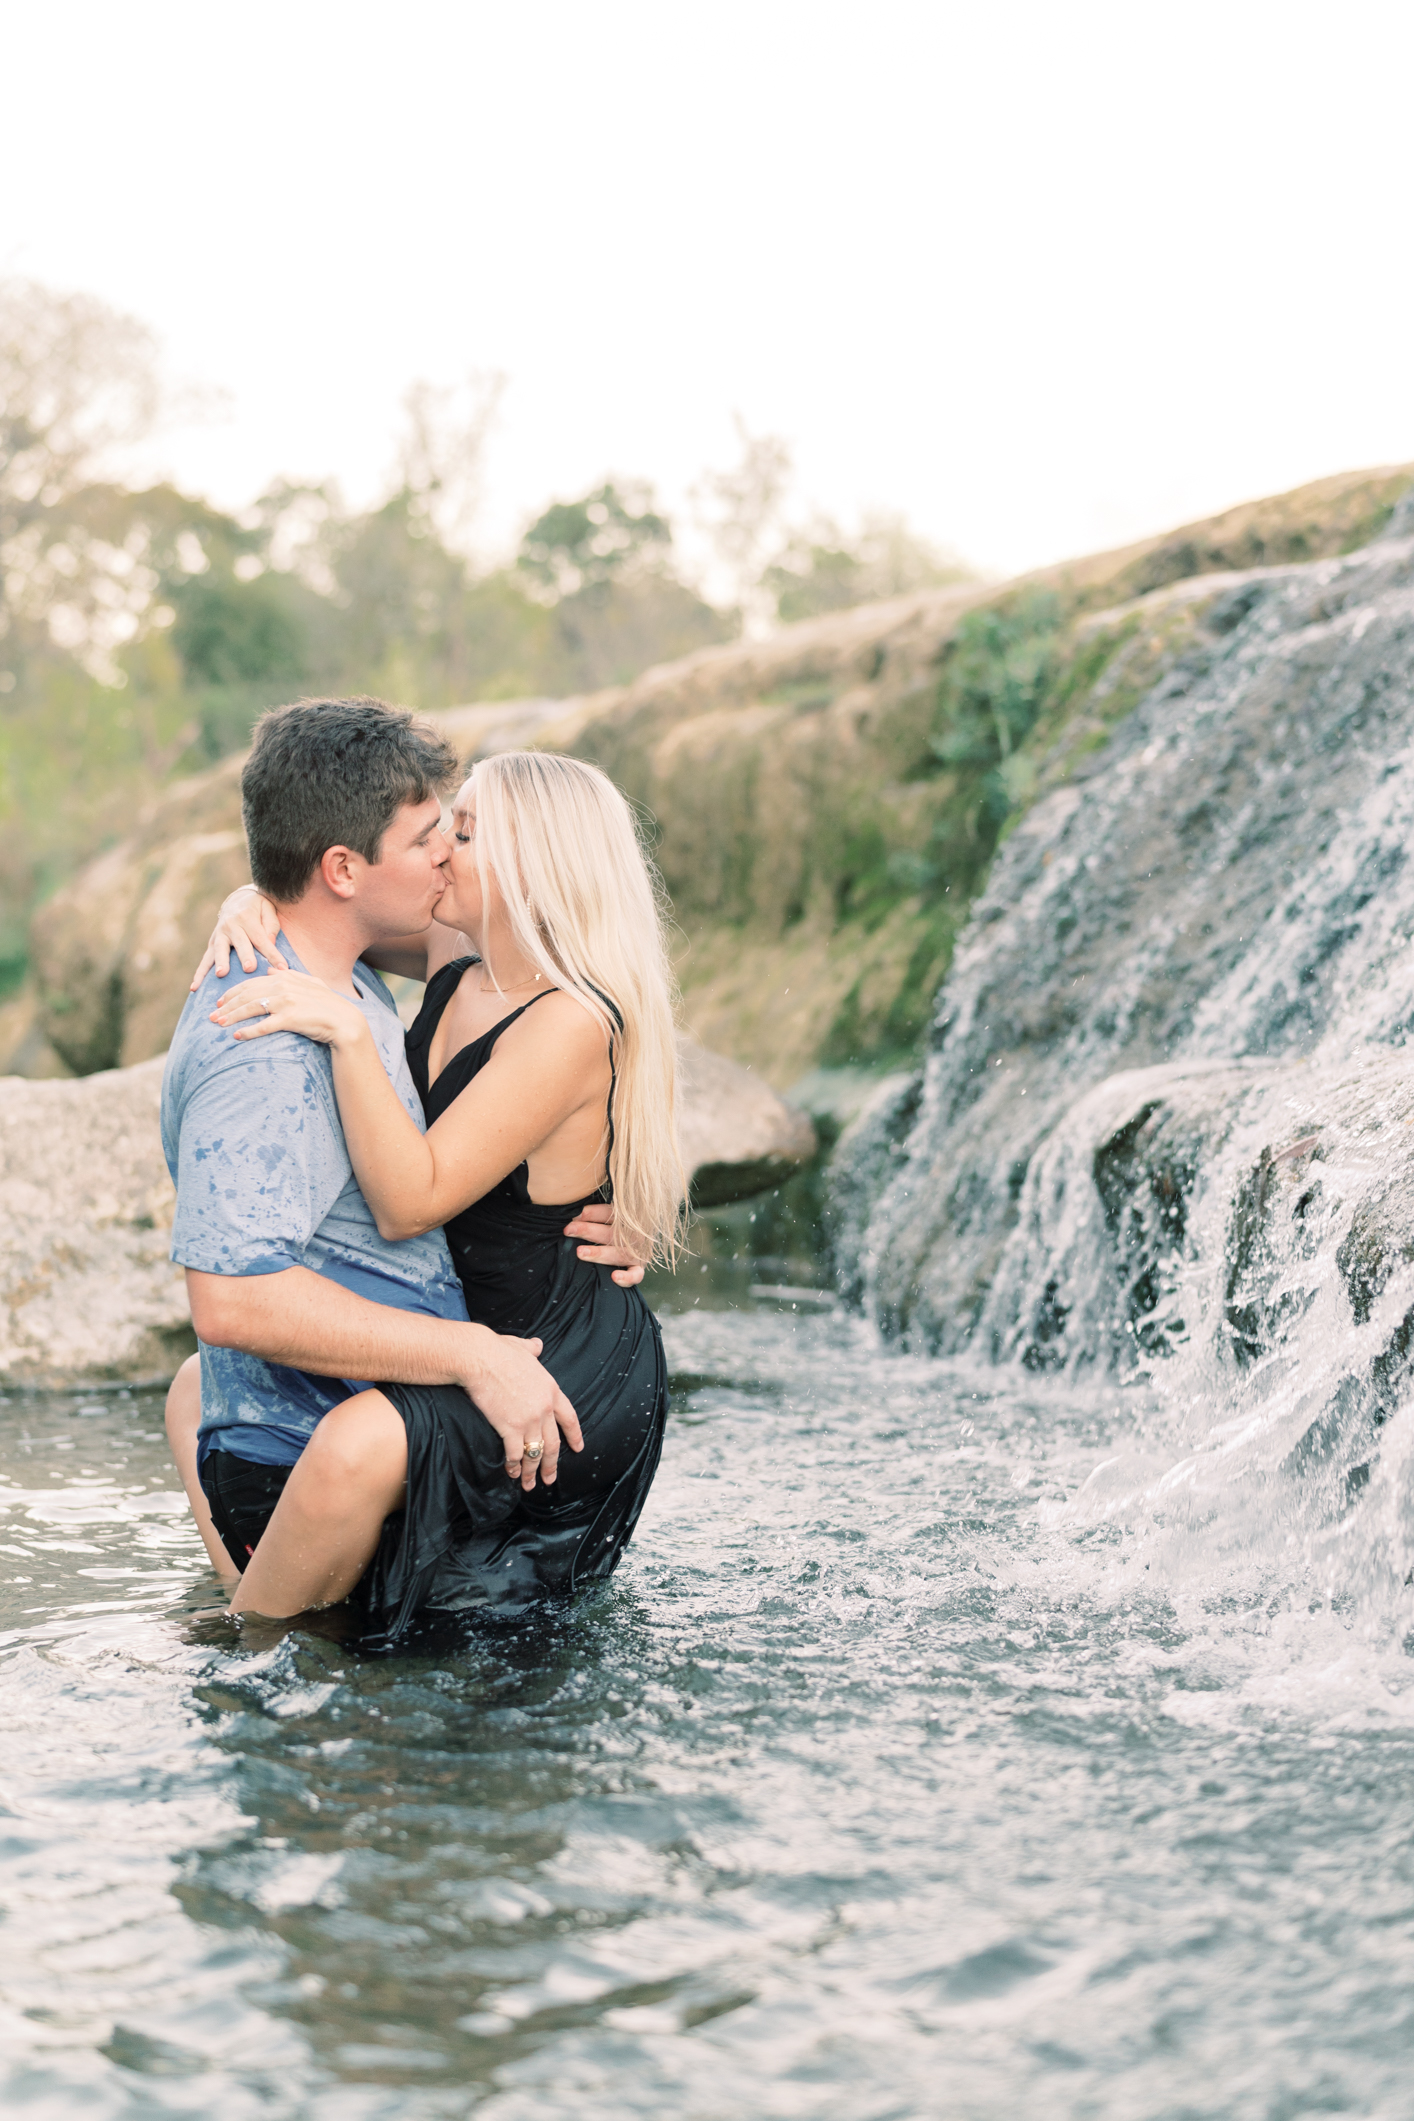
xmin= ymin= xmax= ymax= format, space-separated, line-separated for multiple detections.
xmin=497 ymin=988 xmax=613 ymax=1065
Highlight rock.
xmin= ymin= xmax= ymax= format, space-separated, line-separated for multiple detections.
xmin=676 ymin=1038 xmax=817 ymax=1205
xmin=0 ymin=1058 xmax=192 ymax=1386
xmin=32 ymin=754 xmax=249 ymax=1076
xmin=963 ymin=1048 xmax=1414 ymax=1488
xmin=0 ymin=1039 xmax=813 ymax=1387
xmin=0 ymin=982 xmax=71 ymax=1079
xmin=824 ymin=1071 xmax=923 ymax=1305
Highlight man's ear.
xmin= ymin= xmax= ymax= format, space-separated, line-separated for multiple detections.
xmin=318 ymin=845 xmax=363 ymax=900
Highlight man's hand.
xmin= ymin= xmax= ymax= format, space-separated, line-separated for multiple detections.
xmin=185 ymin=1266 xmax=582 ymax=1492
xmin=563 ymin=1201 xmax=647 ymax=1288
xmin=460 ymin=1328 xmax=584 ymax=1490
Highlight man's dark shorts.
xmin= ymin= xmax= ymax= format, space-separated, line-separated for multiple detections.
xmin=200 ymin=1450 xmax=292 ymax=1573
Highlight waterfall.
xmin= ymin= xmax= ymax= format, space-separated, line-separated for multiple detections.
xmin=832 ymin=501 xmax=1414 ymax=1601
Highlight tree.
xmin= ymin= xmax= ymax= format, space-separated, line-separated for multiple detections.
xmin=694 ymin=416 xmax=793 ymax=636
xmin=396 ymin=372 xmax=504 ymax=553
xmin=518 ymin=481 xmax=672 ymax=600
xmin=765 ymin=510 xmax=974 ymax=623
xmin=516 ymin=481 xmax=731 ymax=692
xmin=0 ymin=278 xmax=163 ymax=684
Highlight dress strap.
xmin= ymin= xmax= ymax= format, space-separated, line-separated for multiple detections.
xmin=477 ymin=985 xmax=558 ymax=1055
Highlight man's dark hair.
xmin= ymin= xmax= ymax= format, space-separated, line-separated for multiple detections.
xmin=242 ymin=697 xmax=461 ymax=902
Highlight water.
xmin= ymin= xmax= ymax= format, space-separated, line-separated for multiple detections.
xmin=6 ymin=1297 xmax=1414 ymax=2120
xmin=846 ymin=518 xmax=1414 ymax=1354
xmin=11 ymin=514 xmax=1414 ymax=2117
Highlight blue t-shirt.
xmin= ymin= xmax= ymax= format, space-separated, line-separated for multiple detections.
xmin=161 ymin=936 xmax=469 ymax=1467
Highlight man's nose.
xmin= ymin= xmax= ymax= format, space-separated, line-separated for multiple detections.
xmin=432 ymin=836 xmax=451 ymax=867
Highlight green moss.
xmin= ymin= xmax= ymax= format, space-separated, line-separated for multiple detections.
xmin=759 ymin=678 xmax=837 ymax=713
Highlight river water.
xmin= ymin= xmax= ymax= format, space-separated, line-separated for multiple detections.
xmin=5 ymin=1283 xmax=1414 ymax=2119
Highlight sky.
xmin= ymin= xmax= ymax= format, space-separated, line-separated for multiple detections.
xmin=4 ymin=0 xmax=1413 ymax=582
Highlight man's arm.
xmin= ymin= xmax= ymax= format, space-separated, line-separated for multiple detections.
xmin=188 ymin=1265 xmax=584 ymax=1478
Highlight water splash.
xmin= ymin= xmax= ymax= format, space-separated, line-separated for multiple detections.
xmin=837 ymin=514 xmax=1414 ymax=1616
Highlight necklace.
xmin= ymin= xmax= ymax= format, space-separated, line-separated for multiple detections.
xmin=476 ymin=965 xmax=543 ymax=994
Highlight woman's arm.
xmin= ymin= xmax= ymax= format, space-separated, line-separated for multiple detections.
xmin=358 ymin=929 xmax=435 ymax=981
xmin=189 ymin=892 xmax=467 ymax=989
xmin=352 ymin=922 xmax=467 ymax=982
xmin=210 ymin=975 xmax=610 ymax=1240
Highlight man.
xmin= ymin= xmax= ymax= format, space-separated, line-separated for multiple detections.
xmin=161 ymin=695 xmax=640 ymax=1601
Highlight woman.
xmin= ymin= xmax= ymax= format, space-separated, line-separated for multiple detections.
xmin=176 ymin=750 xmax=684 ymax=1633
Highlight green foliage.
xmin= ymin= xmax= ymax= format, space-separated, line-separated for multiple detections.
xmin=767 ymin=537 xmax=867 ymax=623
xmin=929 ymin=591 xmax=1063 ymax=781
xmin=0 ymin=630 xmax=195 ymax=965
xmin=169 ymin=571 xmax=309 ymax=688
xmin=821 ymin=935 xmax=949 ymax=1068
xmin=518 ymin=482 xmax=671 ymax=598
xmin=0 ymin=405 xmax=735 ymax=964
xmin=514 ymin=482 xmax=732 ymax=692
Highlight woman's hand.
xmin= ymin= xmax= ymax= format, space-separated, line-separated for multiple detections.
xmin=210 ymin=971 xmax=370 ymax=1050
xmin=190 ymin=886 xmax=287 ymax=990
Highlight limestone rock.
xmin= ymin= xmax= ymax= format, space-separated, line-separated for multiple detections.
xmin=676 ymin=1038 xmax=817 ymax=1205
xmin=32 ymin=754 xmax=249 ymax=1076
xmin=0 ymin=1058 xmax=192 ymax=1386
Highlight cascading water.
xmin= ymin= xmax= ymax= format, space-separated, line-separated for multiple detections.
xmin=837 ymin=496 xmax=1414 ymax=1622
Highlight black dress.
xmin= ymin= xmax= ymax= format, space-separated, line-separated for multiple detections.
xmin=360 ymin=960 xmax=667 ymax=1635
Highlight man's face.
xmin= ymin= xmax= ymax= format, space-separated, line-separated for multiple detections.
xmin=355 ymin=796 xmax=450 ymax=937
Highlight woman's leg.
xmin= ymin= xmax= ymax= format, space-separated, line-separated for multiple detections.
xmin=165 ymin=1354 xmax=241 ymax=1582
xmin=230 ymin=1391 xmax=407 ymax=1619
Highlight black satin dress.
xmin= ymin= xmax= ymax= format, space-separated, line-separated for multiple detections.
xmin=361 ymin=960 xmax=667 ymax=1635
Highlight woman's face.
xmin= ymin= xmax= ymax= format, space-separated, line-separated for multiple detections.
xmin=433 ymin=783 xmax=485 ymax=935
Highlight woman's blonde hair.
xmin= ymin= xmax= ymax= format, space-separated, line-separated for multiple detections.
xmin=466 ymin=750 xmax=686 ymax=1266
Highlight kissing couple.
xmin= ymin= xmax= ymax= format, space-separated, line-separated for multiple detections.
xmin=160 ymin=694 xmax=683 ymax=1636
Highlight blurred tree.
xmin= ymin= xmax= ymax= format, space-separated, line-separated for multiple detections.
xmin=518 ymin=481 xmax=731 ymax=691
xmin=694 ymin=416 xmax=793 ymax=635
xmin=549 ymin=570 xmax=734 ymax=693
xmin=765 ymin=510 xmax=974 ymax=623
xmin=397 ymin=372 xmax=504 ymax=552
xmin=519 ymin=481 xmax=672 ymax=599
xmin=0 ymin=277 xmax=162 ymax=685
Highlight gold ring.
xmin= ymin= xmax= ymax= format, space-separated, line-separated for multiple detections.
xmin=523 ymin=1438 xmax=544 ymax=1461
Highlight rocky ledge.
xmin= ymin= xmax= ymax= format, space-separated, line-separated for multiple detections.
xmin=0 ymin=1040 xmax=814 ymax=1388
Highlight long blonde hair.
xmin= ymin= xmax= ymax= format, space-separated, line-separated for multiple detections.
xmin=467 ymin=750 xmax=686 ymax=1266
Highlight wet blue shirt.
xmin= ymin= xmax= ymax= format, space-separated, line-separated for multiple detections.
xmin=160 ymin=937 xmax=468 ymax=1467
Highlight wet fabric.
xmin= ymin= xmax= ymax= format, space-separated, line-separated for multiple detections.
xmin=162 ymin=935 xmax=468 ymax=1468
xmin=200 ymin=1448 xmax=292 ymax=1571
xmin=361 ymin=962 xmax=669 ymax=1634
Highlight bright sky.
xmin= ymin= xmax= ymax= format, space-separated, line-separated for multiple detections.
xmin=5 ymin=0 xmax=1412 ymax=581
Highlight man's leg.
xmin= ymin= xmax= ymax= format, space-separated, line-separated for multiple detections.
xmin=229 ymin=1391 xmax=407 ymax=1618
xmin=164 ymin=1355 xmax=241 ymax=1582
